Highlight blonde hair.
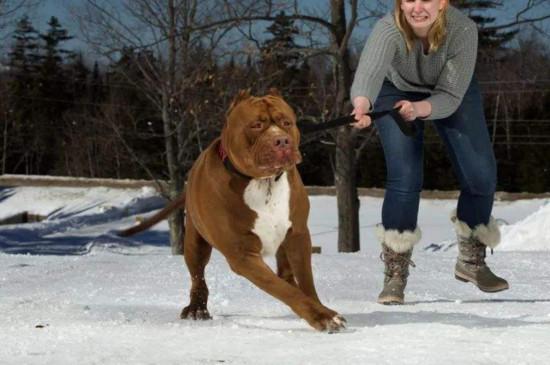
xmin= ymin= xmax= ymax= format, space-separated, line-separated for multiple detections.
xmin=394 ymin=0 xmax=448 ymax=53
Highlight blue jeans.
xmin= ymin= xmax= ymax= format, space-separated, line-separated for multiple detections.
xmin=374 ymin=78 xmax=497 ymax=231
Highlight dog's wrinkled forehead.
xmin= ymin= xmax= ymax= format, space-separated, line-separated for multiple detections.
xmin=226 ymin=89 xmax=295 ymax=124
xmin=252 ymin=96 xmax=292 ymax=120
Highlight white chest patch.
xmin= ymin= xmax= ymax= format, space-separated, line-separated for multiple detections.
xmin=243 ymin=172 xmax=292 ymax=256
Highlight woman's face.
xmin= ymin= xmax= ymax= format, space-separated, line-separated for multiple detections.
xmin=400 ymin=0 xmax=447 ymax=35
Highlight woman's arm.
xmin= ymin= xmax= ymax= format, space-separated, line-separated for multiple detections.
xmin=351 ymin=96 xmax=372 ymax=129
xmin=350 ymin=17 xmax=399 ymax=129
xmin=413 ymin=100 xmax=432 ymax=119
xmin=350 ymin=17 xmax=399 ymax=110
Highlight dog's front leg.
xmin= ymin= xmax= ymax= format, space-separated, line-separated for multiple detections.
xmin=282 ymin=230 xmax=320 ymax=302
xmin=225 ymin=251 xmax=345 ymax=332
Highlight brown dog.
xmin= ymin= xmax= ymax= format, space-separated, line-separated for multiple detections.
xmin=119 ymin=89 xmax=345 ymax=332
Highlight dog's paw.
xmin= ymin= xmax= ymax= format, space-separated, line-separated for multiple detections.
xmin=180 ymin=305 xmax=212 ymax=320
xmin=310 ymin=313 xmax=346 ymax=333
xmin=322 ymin=314 xmax=346 ymax=333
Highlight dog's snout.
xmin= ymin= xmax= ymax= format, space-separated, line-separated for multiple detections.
xmin=274 ymin=136 xmax=290 ymax=149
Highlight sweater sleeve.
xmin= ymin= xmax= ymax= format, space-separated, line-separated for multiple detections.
xmin=350 ymin=18 xmax=399 ymax=107
xmin=425 ymin=24 xmax=478 ymax=119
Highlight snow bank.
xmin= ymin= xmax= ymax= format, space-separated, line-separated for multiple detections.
xmin=1 ymin=185 xmax=549 ymax=255
xmin=499 ymin=200 xmax=550 ymax=251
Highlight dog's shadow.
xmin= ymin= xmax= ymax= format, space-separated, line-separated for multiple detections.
xmin=345 ymin=298 xmax=550 ymax=329
xmin=91 ymin=298 xmax=550 ymax=333
xmin=217 ymin=297 xmax=550 ymax=333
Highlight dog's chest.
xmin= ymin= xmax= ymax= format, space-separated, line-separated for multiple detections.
xmin=243 ymin=173 xmax=292 ymax=256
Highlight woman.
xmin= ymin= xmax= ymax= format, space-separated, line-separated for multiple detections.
xmin=350 ymin=0 xmax=508 ymax=305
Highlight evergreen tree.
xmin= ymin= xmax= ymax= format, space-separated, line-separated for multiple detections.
xmin=40 ymin=16 xmax=74 ymax=63
xmin=105 ymin=47 xmax=166 ymax=177
xmin=452 ymin=0 xmax=518 ymax=51
xmin=262 ymin=11 xmax=300 ymax=70
xmin=66 ymin=52 xmax=90 ymax=104
xmin=8 ymin=15 xmax=40 ymax=74
xmin=259 ymin=11 xmax=304 ymax=93
xmin=90 ymin=61 xmax=105 ymax=106
xmin=36 ymin=16 xmax=74 ymax=100
xmin=7 ymin=15 xmax=40 ymax=112
xmin=5 ymin=15 xmax=40 ymax=174
xmin=33 ymin=16 xmax=75 ymax=174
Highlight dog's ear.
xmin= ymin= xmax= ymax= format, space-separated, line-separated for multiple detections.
xmin=267 ymin=88 xmax=281 ymax=97
xmin=227 ymin=89 xmax=251 ymax=116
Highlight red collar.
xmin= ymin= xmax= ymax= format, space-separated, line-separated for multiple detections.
xmin=217 ymin=140 xmax=228 ymax=161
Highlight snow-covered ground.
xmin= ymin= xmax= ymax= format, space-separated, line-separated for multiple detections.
xmin=1 ymin=185 xmax=550 ymax=364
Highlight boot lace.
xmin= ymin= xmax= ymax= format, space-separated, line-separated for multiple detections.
xmin=462 ymin=238 xmax=487 ymax=267
xmin=380 ymin=248 xmax=416 ymax=278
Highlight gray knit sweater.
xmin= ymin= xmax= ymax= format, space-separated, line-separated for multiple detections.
xmin=350 ymin=6 xmax=478 ymax=120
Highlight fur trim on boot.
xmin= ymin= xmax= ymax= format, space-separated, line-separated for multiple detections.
xmin=375 ymin=224 xmax=422 ymax=253
xmin=450 ymin=209 xmax=501 ymax=249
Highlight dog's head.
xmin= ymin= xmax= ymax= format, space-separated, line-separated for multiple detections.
xmin=221 ymin=88 xmax=302 ymax=179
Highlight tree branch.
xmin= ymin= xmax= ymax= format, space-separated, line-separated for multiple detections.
xmin=487 ymin=14 xmax=550 ymax=31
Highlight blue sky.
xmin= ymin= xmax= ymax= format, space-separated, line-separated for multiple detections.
xmin=20 ymin=0 xmax=75 ymax=34
xmin=33 ymin=0 xmax=548 ymax=28
xmin=5 ymin=0 xmax=550 ymax=58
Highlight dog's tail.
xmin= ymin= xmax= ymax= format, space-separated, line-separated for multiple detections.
xmin=118 ymin=194 xmax=186 ymax=237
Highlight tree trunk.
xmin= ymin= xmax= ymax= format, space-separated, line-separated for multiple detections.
xmin=335 ymin=127 xmax=360 ymax=252
xmin=162 ymin=91 xmax=184 ymax=255
xmin=1 ymin=117 xmax=8 ymax=174
xmin=331 ymin=0 xmax=360 ymax=252
xmin=166 ymin=0 xmax=184 ymax=255
xmin=167 ymin=187 xmax=185 ymax=255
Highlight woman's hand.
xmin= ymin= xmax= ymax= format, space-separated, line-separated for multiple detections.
xmin=394 ymin=100 xmax=432 ymax=121
xmin=351 ymin=96 xmax=372 ymax=129
xmin=394 ymin=100 xmax=418 ymax=122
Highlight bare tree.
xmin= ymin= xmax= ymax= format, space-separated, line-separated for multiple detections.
xmin=492 ymin=0 xmax=550 ymax=35
xmin=75 ymin=0 xmax=272 ymax=254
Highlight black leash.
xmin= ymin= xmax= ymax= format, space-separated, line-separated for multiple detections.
xmin=297 ymin=107 xmax=417 ymax=137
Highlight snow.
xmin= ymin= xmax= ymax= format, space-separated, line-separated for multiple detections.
xmin=1 ymin=185 xmax=550 ymax=364
xmin=500 ymin=201 xmax=550 ymax=251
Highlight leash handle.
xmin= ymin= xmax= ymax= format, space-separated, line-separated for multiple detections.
xmin=298 ymin=108 xmax=417 ymax=137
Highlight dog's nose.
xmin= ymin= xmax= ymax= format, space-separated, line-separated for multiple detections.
xmin=274 ymin=136 xmax=290 ymax=149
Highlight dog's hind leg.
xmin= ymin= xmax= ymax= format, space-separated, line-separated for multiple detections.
xmin=180 ymin=216 xmax=213 ymax=320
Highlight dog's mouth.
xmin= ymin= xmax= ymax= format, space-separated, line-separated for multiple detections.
xmin=256 ymin=146 xmax=301 ymax=174
xmin=242 ymin=130 xmax=302 ymax=177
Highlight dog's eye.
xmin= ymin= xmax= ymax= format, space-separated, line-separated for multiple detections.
xmin=282 ymin=119 xmax=292 ymax=127
xmin=251 ymin=121 xmax=263 ymax=130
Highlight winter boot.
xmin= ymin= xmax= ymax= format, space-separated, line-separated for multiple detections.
xmin=451 ymin=211 xmax=509 ymax=293
xmin=376 ymin=225 xmax=421 ymax=305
